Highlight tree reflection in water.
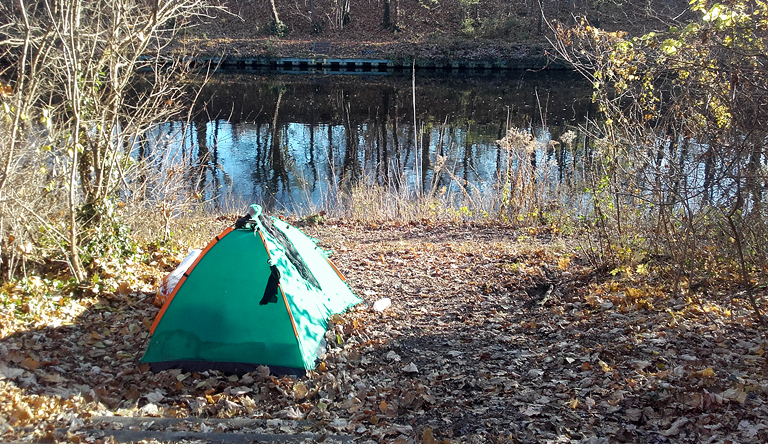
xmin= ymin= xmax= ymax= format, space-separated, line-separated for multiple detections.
xmin=140 ymin=71 xmax=594 ymax=214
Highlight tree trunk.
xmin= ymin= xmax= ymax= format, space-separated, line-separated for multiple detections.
xmin=269 ymin=0 xmax=280 ymax=23
xmin=395 ymin=0 xmax=400 ymax=29
xmin=382 ymin=0 xmax=391 ymax=29
xmin=309 ymin=0 xmax=320 ymax=33
xmin=336 ymin=0 xmax=350 ymax=29
xmin=268 ymin=0 xmax=285 ymax=35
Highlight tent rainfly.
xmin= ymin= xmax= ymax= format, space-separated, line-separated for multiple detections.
xmin=141 ymin=205 xmax=361 ymax=375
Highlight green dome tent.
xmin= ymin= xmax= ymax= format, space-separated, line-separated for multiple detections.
xmin=141 ymin=205 xmax=361 ymax=375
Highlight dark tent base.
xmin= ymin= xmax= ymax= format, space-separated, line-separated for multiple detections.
xmin=149 ymin=360 xmax=306 ymax=377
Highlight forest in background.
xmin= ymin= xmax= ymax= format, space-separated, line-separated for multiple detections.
xmin=174 ymin=0 xmax=693 ymax=61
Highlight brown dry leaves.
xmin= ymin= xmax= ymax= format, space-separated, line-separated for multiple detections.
xmin=1 ymin=220 xmax=767 ymax=443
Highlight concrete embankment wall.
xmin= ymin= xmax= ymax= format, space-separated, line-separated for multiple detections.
xmin=187 ymin=56 xmax=570 ymax=74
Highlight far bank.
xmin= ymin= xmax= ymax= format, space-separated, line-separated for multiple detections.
xmin=170 ymin=0 xmax=690 ymax=69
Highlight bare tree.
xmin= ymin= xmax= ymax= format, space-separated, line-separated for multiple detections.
xmin=268 ymin=0 xmax=287 ymax=35
xmin=334 ymin=0 xmax=350 ymax=29
xmin=383 ymin=0 xmax=392 ymax=29
xmin=309 ymin=0 xmax=320 ymax=33
xmin=0 ymin=0 xmax=220 ymax=281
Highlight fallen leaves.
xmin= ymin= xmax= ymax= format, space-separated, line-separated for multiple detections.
xmin=292 ymin=382 xmax=308 ymax=400
xmin=0 ymin=221 xmax=766 ymax=443
xmin=18 ymin=357 xmax=39 ymax=371
xmin=402 ymin=362 xmax=418 ymax=373
xmin=9 ymin=401 xmax=33 ymax=424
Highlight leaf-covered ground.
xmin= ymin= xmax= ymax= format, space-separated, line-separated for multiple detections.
xmin=1 ymin=220 xmax=767 ymax=443
xmin=176 ymin=0 xmax=675 ymax=61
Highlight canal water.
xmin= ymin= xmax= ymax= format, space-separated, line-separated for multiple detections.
xmin=141 ymin=70 xmax=594 ymax=215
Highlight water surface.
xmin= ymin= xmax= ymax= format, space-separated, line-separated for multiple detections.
xmin=142 ymin=70 xmax=594 ymax=214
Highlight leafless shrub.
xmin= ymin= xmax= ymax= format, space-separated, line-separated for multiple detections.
xmin=0 ymin=0 xmax=222 ymax=282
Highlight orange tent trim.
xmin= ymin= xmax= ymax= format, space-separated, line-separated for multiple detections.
xmin=326 ymin=257 xmax=347 ymax=282
xmin=279 ymin=285 xmax=300 ymax=340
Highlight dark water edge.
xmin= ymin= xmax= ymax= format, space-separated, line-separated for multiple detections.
xmin=139 ymin=70 xmax=594 ymax=215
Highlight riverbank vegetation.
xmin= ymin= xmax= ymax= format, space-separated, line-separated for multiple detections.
xmin=549 ymin=0 xmax=768 ymax=324
xmin=1 ymin=0 xmax=767 ymax=442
